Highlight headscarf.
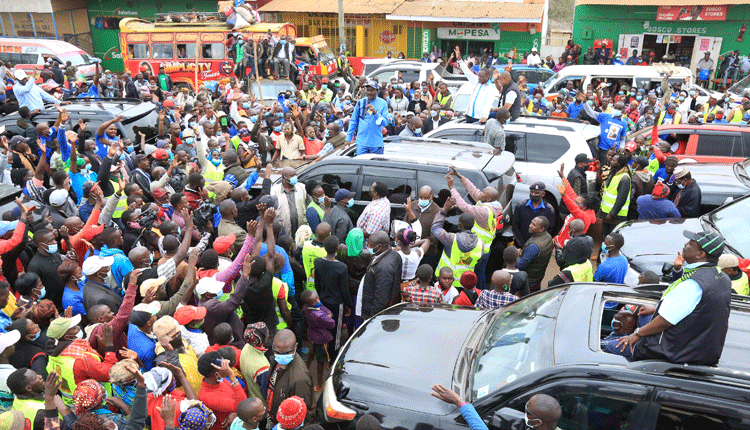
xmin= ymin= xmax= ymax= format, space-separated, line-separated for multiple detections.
xmin=29 ymin=299 xmax=57 ymax=328
xmin=294 ymin=225 xmax=313 ymax=249
xmin=179 ymin=403 xmax=216 ymax=430
xmin=243 ymin=322 xmax=268 ymax=350
xmin=346 ymin=228 xmax=364 ymax=257
xmin=73 ymin=380 xmax=107 ymax=415
xmin=143 ymin=367 xmax=174 ymax=397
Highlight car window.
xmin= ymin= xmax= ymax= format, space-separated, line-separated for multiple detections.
xmin=495 ymin=381 xmax=650 ymax=430
xmin=695 ymin=132 xmax=744 ymax=157
xmin=655 ymin=390 xmax=750 ymax=430
xmin=400 ymin=70 xmax=420 ymax=83
xmin=176 ymin=43 xmax=196 ymax=59
xmin=361 ymin=166 xmax=416 ymax=203
xmin=551 ymin=77 xmax=584 ymax=93
xmin=373 ymin=69 xmax=395 ymax=82
xmin=505 ymin=132 xmax=526 ymax=161
xmin=417 ymin=169 xmax=484 ymax=207
xmin=526 ymin=133 xmax=569 ymax=164
xmin=298 ymin=164 xmax=360 ymax=198
xmin=431 ymin=128 xmax=477 ymax=142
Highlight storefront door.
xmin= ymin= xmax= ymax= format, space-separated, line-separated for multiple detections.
xmin=690 ymin=36 xmax=722 ymax=78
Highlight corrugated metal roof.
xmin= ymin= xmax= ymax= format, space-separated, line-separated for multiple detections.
xmin=387 ymin=0 xmax=544 ymax=22
xmin=576 ymin=0 xmax=750 ymax=5
xmin=258 ymin=0 xmax=406 ymax=14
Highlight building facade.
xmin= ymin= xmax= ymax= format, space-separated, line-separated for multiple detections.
xmin=0 ymin=0 xmax=92 ymax=53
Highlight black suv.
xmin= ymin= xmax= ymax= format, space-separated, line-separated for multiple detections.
xmin=0 ymin=98 xmax=159 ymax=143
xmin=294 ymin=136 xmax=518 ymax=234
xmin=320 ymin=283 xmax=750 ymax=430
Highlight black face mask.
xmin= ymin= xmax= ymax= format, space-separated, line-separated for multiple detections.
xmin=530 ymin=194 xmax=542 ymax=203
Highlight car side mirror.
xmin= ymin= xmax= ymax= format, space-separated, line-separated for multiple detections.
xmin=661 ymin=261 xmax=674 ymax=275
xmin=491 ymin=408 xmax=525 ymax=430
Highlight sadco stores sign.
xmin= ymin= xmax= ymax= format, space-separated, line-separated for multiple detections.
xmin=437 ymin=27 xmax=500 ymax=41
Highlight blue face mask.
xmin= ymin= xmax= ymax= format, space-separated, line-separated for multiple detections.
xmin=636 ymin=95 xmax=643 ymax=101
xmin=322 ymin=84 xmax=327 ymax=90
xmin=280 ymin=40 xmax=287 ymax=45
xmin=346 ymin=199 xmax=354 ymax=207
xmin=184 ymin=137 xmax=194 ymax=145
xmin=311 ymin=302 xmax=322 ymax=308
xmin=611 ymin=317 xmax=622 ymax=331
xmin=725 ymin=97 xmax=730 ymax=102
xmin=274 ymin=126 xmax=282 ymax=132
xmin=276 ymin=112 xmax=284 ymax=118
xmin=611 ymin=109 xmax=621 ymax=117
xmin=324 ymin=129 xmax=330 ymax=138
xmin=678 ymin=96 xmax=685 ymax=101
xmin=601 ymin=243 xmax=608 ymax=253
xmin=413 ymin=130 xmax=422 ymax=136
xmin=418 ymin=199 xmax=431 ymax=208
xmin=618 ymin=91 xmax=624 ymax=95
xmin=367 ymin=247 xmax=375 ymax=254
xmin=586 ymin=100 xmax=593 ymax=106
xmin=84 ymin=164 xmax=92 ymax=171
xmin=250 ymin=116 xmax=258 ymax=123
xmin=210 ymin=158 xmax=222 ymax=166
xmin=289 ymin=176 xmax=298 ymax=185
xmin=275 ymin=353 xmax=294 ymax=365
xmin=126 ymin=145 xmax=135 ymax=153
xmin=677 ymin=183 xmax=685 ymax=189
xmin=38 ymin=287 xmax=46 ymax=299
xmin=46 ymin=243 xmax=58 ymax=254
xmin=242 ymin=102 xmax=250 ymax=109
xmin=31 ymin=331 xmax=41 ymax=341
xmin=689 ymin=91 xmax=696 ymax=96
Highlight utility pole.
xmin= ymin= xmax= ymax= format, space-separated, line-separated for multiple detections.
xmin=338 ymin=0 xmax=345 ymax=54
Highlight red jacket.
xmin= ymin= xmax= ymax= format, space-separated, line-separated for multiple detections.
xmin=554 ymin=179 xmax=596 ymax=248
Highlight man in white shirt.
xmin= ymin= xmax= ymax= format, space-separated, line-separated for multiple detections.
xmin=527 ymin=48 xmax=542 ymax=67
xmin=454 ymin=46 xmax=498 ymax=124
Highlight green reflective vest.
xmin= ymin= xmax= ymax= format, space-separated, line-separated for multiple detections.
xmin=472 ymin=203 xmax=497 ymax=244
xmin=731 ymin=272 xmax=749 ymax=296
xmin=601 ymin=171 xmax=631 ymax=217
xmin=12 ymin=398 xmax=45 ymax=423
xmin=567 ymin=260 xmax=594 ymax=282
xmin=306 ymin=201 xmax=325 ymax=226
xmin=46 ymin=355 xmax=77 ymax=405
xmin=301 ymin=241 xmax=327 ymax=290
xmin=272 ymin=277 xmax=292 ymax=329
xmin=436 ymin=237 xmax=486 ymax=287
xmin=203 ymin=162 xmax=224 ymax=182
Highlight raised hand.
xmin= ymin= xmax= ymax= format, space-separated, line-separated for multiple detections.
xmin=247 ymin=219 xmax=258 ymax=236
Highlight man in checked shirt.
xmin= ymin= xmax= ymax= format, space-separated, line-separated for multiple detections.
xmin=356 ymin=181 xmax=391 ymax=245
xmin=476 ymin=270 xmax=518 ymax=310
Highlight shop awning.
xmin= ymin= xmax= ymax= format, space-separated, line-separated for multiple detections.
xmin=386 ymin=0 xmax=544 ymax=22
xmin=258 ymin=0 xmax=405 ymax=14
xmin=576 ymin=0 xmax=750 ymax=4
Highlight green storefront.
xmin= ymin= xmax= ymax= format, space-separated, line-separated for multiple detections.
xmin=574 ymin=1 xmax=750 ymax=75
xmin=87 ymin=0 xmax=220 ymax=72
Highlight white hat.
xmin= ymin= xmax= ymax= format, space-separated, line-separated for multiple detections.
xmin=140 ymin=276 xmax=167 ymax=297
xmin=718 ymin=254 xmax=739 ymax=269
xmin=133 ymin=301 xmax=161 ymax=315
xmin=0 ymin=330 xmax=20 ymax=354
xmin=531 ymin=47 xmax=538 ymax=52
xmin=82 ymin=255 xmax=115 ymax=275
xmin=144 ymin=144 xmax=157 ymax=156
xmin=196 ymin=276 xmax=224 ymax=296
xmin=49 ymin=189 xmax=68 ymax=207
xmin=13 ymin=69 xmax=27 ymax=81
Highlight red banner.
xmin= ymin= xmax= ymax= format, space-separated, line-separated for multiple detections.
xmin=656 ymin=5 xmax=727 ymax=21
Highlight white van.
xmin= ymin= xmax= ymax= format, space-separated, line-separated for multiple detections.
xmin=0 ymin=38 xmax=99 ymax=80
xmin=539 ymin=64 xmax=694 ymax=102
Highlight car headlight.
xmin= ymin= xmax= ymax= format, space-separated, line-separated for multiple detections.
xmin=322 ymin=377 xmax=356 ymax=422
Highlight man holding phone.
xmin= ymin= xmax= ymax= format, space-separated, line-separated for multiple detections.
xmin=345 ymin=80 xmax=391 ymax=155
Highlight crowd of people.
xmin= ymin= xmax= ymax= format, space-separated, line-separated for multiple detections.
xmin=0 ymin=31 xmax=744 ymax=430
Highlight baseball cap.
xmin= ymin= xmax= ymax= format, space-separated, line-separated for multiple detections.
xmin=144 ymin=144 xmax=158 ymax=157
xmin=334 ymin=189 xmax=354 ymax=202
xmin=156 ymin=139 xmax=171 ymax=149
xmin=162 ymin=99 xmax=174 ymax=108
xmin=133 ymin=301 xmax=161 ymax=315
xmin=133 ymin=154 xmax=147 ymax=166
xmin=13 ymin=70 xmax=27 ymax=81
xmin=624 ymin=140 xmax=638 ymax=153
xmin=574 ymin=153 xmax=592 ymax=164
xmin=258 ymin=195 xmax=278 ymax=210
xmin=174 ymin=306 xmax=207 ymax=325
xmin=216 ymin=110 xmax=227 ymax=117
xmin=0 ymin=330 xmax=20 ymax=354
xmin=140 ymin=276 xmax=167 ymax=297
xmin=321 ymin=77 xmax=329 ymax=83
xmin=47 ymin=314 xmax=82 ymax=340
xmin=0 ymin=221 xmax=18 ymax=236
xmin=529 ymin=181 xmax=546 ymax=191
xmin=196 ymin=276 xmax=224 ymax=296
xmin=364 ymin=80 xmax=379 ymax=90
xmin=718 ymin=253 xmax=739 ymax=269
xmin=49 ymin=189 xmax=68 ymax=207
xmin=182 ymin=129 xmax=195 ymax=138
xmin=683 ymin=230 xmax=725 ymax=258
xmin=651 ymin=181 xmax=670 ymax=199
xmin=82 ymin=255 xmax=115 ymax=275
xmin=152 ymin=187 xmax=168 ymax=198
xmin=213 ymin=234 xmax=236 ymax=255
xmin=633 ymin=156 xmax=649 ymax=169
xmin=153 ymin=149 xmax=169 ymax=160
xmin=674 ymin=167 xmax=689 ymax=179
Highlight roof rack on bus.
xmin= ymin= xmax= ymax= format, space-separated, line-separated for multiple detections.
xmin=627 ymin=360 xmax=750 ymax=385
xmin=154 ymin=12 xmax=225 ymax=23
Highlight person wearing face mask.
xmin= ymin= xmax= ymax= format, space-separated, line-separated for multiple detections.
xmin=45 ymin=314 xmax=119 ymax=403
xmin=671 ymin=167 xmax=701 ymax=218
xmin=594 ymin=232 xmax=628 ymax=283
xmin=27 ymin=227 xmax=68 ymax=309
xmin=265 ymin=329 xmax=313 ymax=429
xmin=399 ymin=116 xmax=423 ymax=137
xmin=356 ymin=230 xmax=402 ymax=319
xmin=304 ymin=184 xmax=327 ymax=231
xmin=421 ymin=103 xmax=448 ymax=134
xmin=271 ymin=167 xmax=308 ymax=237
xmin=80 ymin=255 xmax=123 ymax=316
xmin=600 ymin=308 xmax=637 ymax=358
xmin=599 ymin=153 xmax=631 ymax=237
xmin=579 ymin=92 xmax=628 ymax=165
xmin=6 ymin=318 xmax=48 ymax=381
xmin=322 ymin=189 xmax=355 ymax=243
xmin=511 ymin=182 xmax=555 ymax=249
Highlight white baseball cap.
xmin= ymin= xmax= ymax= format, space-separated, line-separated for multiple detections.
xmin=144 ymin=144 xmax=157 ymax=156
xmin=0 ymin=330 xmax=20 ymax=354
xmin=49 ymin=189 xmax=68 ymax=207
xmin=13 ymin=69 xmax=28 ymax=81
xmin=82 ymin=255 xmax=115 ymax=275
xmin=196 ymin=276 xmax=224 ymax=296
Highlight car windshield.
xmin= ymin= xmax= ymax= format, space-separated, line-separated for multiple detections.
xmin=728 ymin=74 xmax=750 ymax=96
xmin=471 ymin=288 xmax=565 ymax=400
xmin=540 ymin=72 xmax=557 ymax=90
xmin=58 ymin=51 xmax=93 ymax=66
xmin=708 ymin=196 xmax=750 ymax=257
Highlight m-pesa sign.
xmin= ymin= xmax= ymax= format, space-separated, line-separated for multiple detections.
xmin=437 ymin=27 xmax=500 ymax=40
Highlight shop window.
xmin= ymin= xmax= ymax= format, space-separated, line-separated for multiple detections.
xmin=176 ymin=43 xmax=196 ymax=59
xmin=152 ymin=43 xmax=174 ymax=59
xmin=201 ymin=43 xmax=224 ymax=59
xmin=127 ymin=44 xmax=150 ymax=59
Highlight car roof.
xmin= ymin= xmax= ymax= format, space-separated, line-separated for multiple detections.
xmin=550 ymin=64 xmax=693 ymax=78
xmin=428 ymin=117 xmax=591 ymax=137
xmin=627 ymin=123 xmax=750 ymax=139
xmin=322 ymin=137 xmax=514 ymax=173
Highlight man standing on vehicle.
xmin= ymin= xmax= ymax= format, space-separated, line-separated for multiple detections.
xmin=272 ymin=36 xmax=295 ymax=80
xmin=12 ymin=69 xmax=60 ymax=111
xmin=483 ymin=108 xmax=510 ymax=151
xmin=619 ymin=230 xmax=731 ymax=366
xmin=600 ymin=153 xmax=631 ymax=237
xmin=157 ymin=66 xmax=173 ymax=93
xmin=696 ymin=52 xmax=714 ymax=88
xmin=579 ymin=91 xmax=627 ymax=165
xmin=346 ymin=80 xmax=391 ymax=155
xmin=495 ymin=71 xmax=522 ymax=122
xmin=454 ymin=46 xmax=497 ymax=124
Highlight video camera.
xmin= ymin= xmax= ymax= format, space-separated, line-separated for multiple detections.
xmin=192 ymin=201 xmax=216 ymax=231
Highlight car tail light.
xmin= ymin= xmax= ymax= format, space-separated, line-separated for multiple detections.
xmin=516 ymin=173 xmax=522 ymax=183
xmin=323 ymin=378 xmax=356 ymax=421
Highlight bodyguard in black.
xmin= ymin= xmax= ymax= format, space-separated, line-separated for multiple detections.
xmin=511 ymin=182 xmax=556 ymax=249
xmin=618 ymin=230 xmax=731 ymax=366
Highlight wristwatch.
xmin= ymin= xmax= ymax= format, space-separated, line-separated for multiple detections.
xmin=633 ymin=327 xmax=641 ymax=337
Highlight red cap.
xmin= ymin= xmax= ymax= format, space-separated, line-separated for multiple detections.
xmin=321 ymin=77 xmax=329 ymax=83
xmin=82 ymin=224 xmax=105 ymax=241
xmin=213 ymin=234 xmax=236 ymax=255
xmin=276 ymin=396 xmax=307 ymax=430
xmin=624 ymin=140 xmax=637 ymax=153
xmin=649 ymin=52 xmax=656 ymax=56
xmin=152 ymin=187 xmax=168 ymax=198
xmin=153 ymin=149 xmax=169 ymax=160
xmin=174 ymin=306 xmax=207 ymax=325
xmin=460 ymin=271 xmax=477 ymax=288
xmin=652 ymin=181 xmax=670 ymax=199
xmin=163 ymin=99 xmax=175 ymax=107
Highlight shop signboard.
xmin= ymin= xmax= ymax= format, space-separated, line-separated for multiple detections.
xmin=656 ymin=5 xmax=727 ymax=21
xmin=437 ymin=27 xmax=500 ymax=40
xmin=422 ymin=29 xmax=430 ymax=53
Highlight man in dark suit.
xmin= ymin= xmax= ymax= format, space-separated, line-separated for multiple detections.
xmin=421 ymin=103 xmax=449 ymax=135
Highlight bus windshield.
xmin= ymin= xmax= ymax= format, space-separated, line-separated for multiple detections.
xmin=315 ymin=43 xmax=335 ymax=62
xmin=58 ymin=51 xmax=93 ymax=66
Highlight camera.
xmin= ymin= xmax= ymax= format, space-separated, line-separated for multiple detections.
xmin=193 ymin=201 xmax=216 ymax=230
xmin=137 ymin=208 xmax=158 ymax=229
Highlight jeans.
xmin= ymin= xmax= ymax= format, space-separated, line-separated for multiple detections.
xmin=258 ymin=57 xmax=268 ymax=77
xmin=356 ymin=145 xmax=384 ymax=155
xmin=273 ymin=57 xmax=290 ymax=78
xmin=723 ymin=67 xmax=738 ymax=85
